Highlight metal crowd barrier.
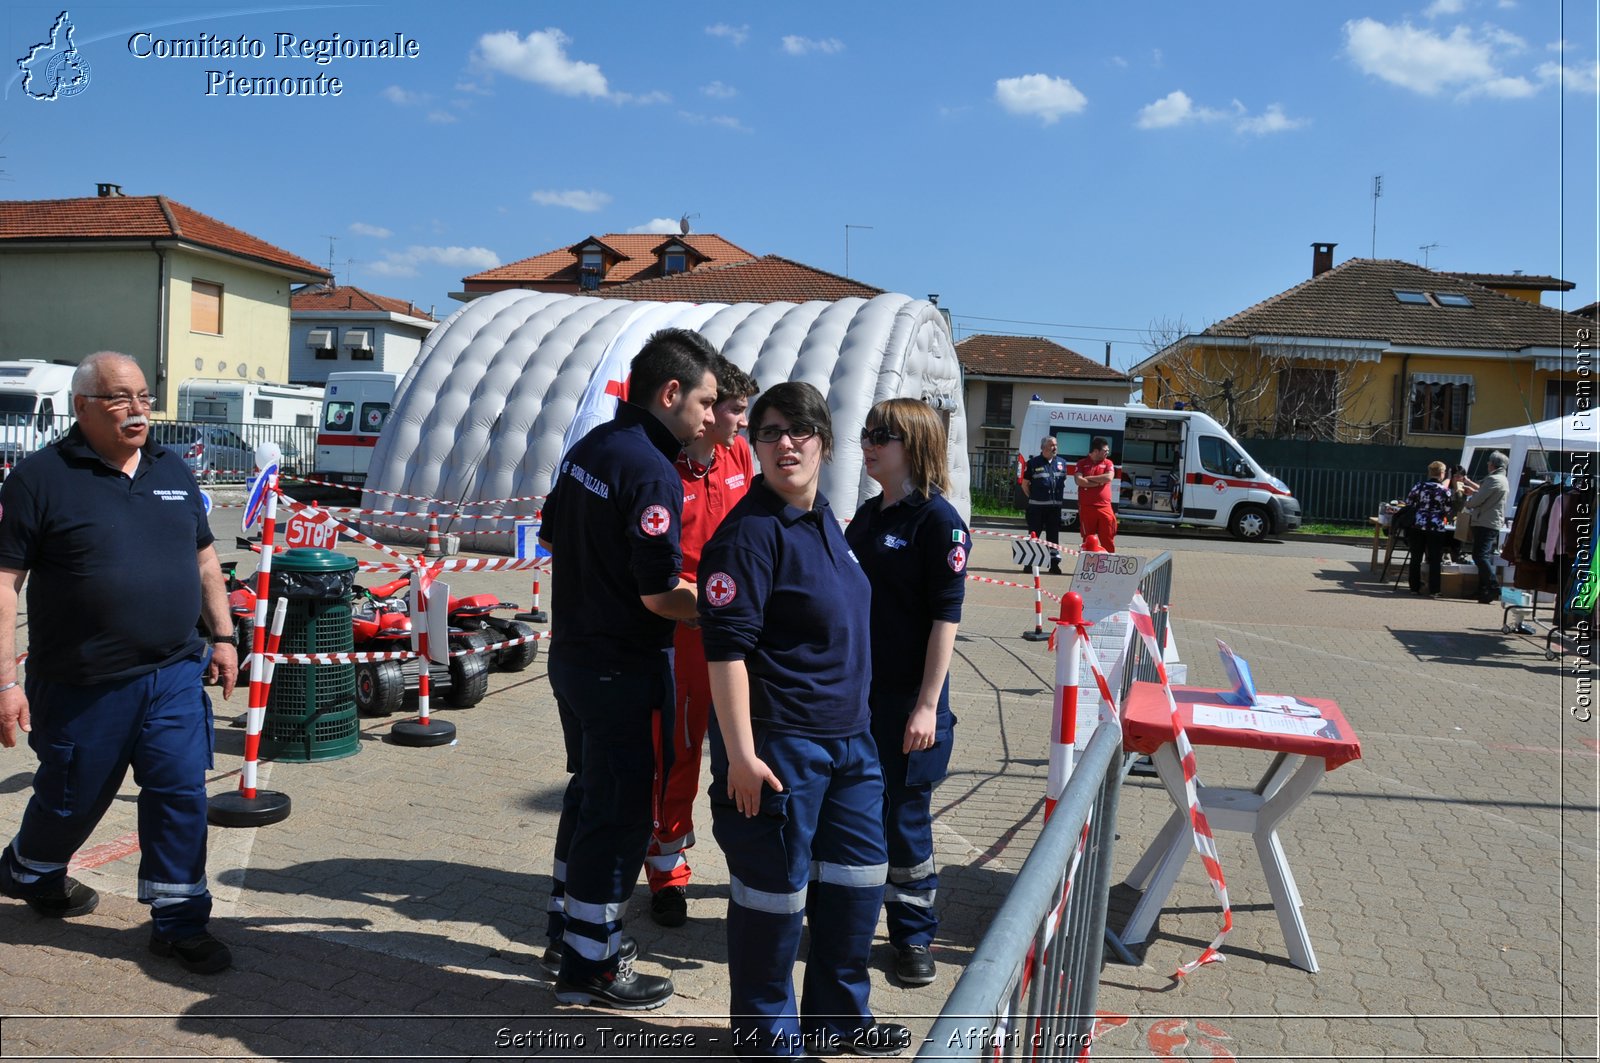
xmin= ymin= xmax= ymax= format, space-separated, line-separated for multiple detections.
xmin=917 ymin=552 xmax=1173 ymax=1062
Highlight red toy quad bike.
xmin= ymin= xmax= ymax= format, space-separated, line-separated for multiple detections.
xmin=351 ymin=574 xmax=490 ymax=715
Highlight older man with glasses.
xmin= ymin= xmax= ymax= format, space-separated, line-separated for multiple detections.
xmin=0 ymin=351 xmax=239 ymax=974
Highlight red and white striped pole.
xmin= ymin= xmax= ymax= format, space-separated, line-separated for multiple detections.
xmin=1022 ymin=561 xmax=1050 ymax=641
xmin=391 ymin=565 xmax=456 ymax=747
xmin=1046 ymin=591 xmax=1089 ymax=817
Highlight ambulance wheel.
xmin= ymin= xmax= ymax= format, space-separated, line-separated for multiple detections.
xmin=490 ymin=620 xmax=538 ymax=672
xmin=444 ymin=634 xmax=491 ymax=708
xmin=1228 ymin=504 xmax=1270 ymax=541
xmin=355 ymin=660 xmax=406 ymax=716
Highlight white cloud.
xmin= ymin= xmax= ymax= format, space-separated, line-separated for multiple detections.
xmin=427 ymin=109 xmax=459 ymax=124
xmin=627 ymin=218 xmax=682 ymax=235
xmin=1235 ymin=103 xmax=1309 ymax=135
xmin=531 ymin=189 xmax=613 ymax=212
xmin=1537 ymin=59 xmax=1600 ymax=93
xmin=706 ymin=23 xmax=749 ymax=46
xmin=473 ymin=28 xmax=609 ymax=98
xmin=381 ymin=85 xmax=427 ymax=106
xmin=1343 ymin=17 xmax=1540 ymax=98
xmin=782 ymin=35 xmax=845 ymax=56
xmin=1424 ymin=0 xmax=1465 ymax=16
xmin=994 ymin=73 xmax=1087 ymax=125
xmin=348 ymin=222 xmax=392 ymax=238
xmin=1108 ymin=55 xmax=1129 ymax=69
xmin=1136 ymin=90 xmax=1225 ymax=128
xmin=677 ymin=110 xmax=751 ymax=133
xmin=702 ymin=80 xmax=737 ymax=99
xmin=368 ymin=245 xmax=500 ymax=278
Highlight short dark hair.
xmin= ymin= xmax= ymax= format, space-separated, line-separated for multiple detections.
xmin=713 ymin=356 xmax=758 ymax=403
xmin=750 ymin=381 xmax=833 ymax=459
xmin=1091 ymin=436 xmax=1110 ymax=451
xmin=630 ymin=328 xmax=718 ymax=409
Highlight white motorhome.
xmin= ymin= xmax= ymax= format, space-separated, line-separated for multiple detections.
xmin=177 ymin=379 xmax=324 ymax=428
xmin=315 ymin=370 xmax=401 ymax=485
xmin=0 ymin=360 xmax=76 ymax=472
xmin=1018 ymin=402 xmax=1302 ymax=541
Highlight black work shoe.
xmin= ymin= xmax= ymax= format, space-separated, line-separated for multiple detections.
xmin=894 ymin=943 xmax=936 ymax=986
xmin=650 ymin=885 xmax=688 ymax=927
xmin=553 ymin=956 xmax=673 ymax=1010
xmin=812 ymin=1022 xmax=913 ymax=1057
xmin=540 ymin=934 xmax=637 ymax=977
xmin=150 ymin=931 xmax=232 ymax=974
xmin=0 ymin=862 xmax=99 ymax=919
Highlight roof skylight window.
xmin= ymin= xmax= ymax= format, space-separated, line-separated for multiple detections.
xmin=1394 ymin=290 xmax=1430 ymax=305
xmin=1433 ymin=292 xmax=1473 ymax=307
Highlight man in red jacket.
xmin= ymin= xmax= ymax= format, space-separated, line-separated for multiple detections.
xmin=1074 ymin=436 xmax=1118 ymax=552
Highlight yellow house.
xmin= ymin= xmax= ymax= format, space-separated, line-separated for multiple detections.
xmin=1132 ymin=244 xmax=1585 ymax=449
xmin=0 ymin=183 xmax=328 ymax=412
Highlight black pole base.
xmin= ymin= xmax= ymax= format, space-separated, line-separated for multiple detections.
xmin=514 ymin=610 xmax=548 ymax=624
xmin=208 ymin=789 xmax=292 ymax=828
xmin=1022 ymin=630 xmax=1052 ymax=642
xmin=391 ymin=717 xmax=457 ymax=747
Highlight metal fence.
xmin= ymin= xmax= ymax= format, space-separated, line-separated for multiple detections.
xmin=971 ymin=448 xmax=1022 ymax=510
xmin=919 ymin=552 xmax=1173 ymax=1062
xmin=1261 ymin=465 xmax=1418 ymax=524
xmin=0 ymin=414 xmax=319 ymax=481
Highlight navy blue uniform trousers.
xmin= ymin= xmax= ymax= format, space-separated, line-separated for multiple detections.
xmin=8 ymin=650 xmax=214 ymax=939
xmin=546 ymin=653 xmax=673 ymax=978
xmin=872 ymin=707 xmax=954 ymax=949
xmin=710 ymin=727 xmax=888 ymax=1061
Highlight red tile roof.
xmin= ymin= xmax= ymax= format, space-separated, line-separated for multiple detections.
xmin=1444 ymin=271 xmax=1575 ymax=293
xmin=606 ymin=255 xmax=884 ymax=303
xmin=291 ymin=284 xmax=434 ymax=320
xmin=0 ymin=194 xmax=328 ymax=278
xmin=1199 ymin=258 xmax=1578 ymax=349
xmin=957 ymin=335 xmax=1128 ymax=381
xmin=463 ymin=232 xmax=754 ymax=286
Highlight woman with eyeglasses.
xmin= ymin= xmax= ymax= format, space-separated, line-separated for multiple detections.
xmin=699 ymin=381 xmax=908 ymax=1060
xmin=844 ymin=398 xmax=968 ymax=989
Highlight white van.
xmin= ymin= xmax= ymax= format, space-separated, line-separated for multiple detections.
xmin=0 ymin=360 xmax=75 ymax=472
xmin=1018 ymin=402 xmax=1302 ymax=541
xmin=314 ymin=370 xmax=401 ymax=485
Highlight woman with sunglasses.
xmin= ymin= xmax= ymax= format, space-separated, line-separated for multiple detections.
xmin=844 ymin=398 xmax=968 ymax=989
xmin=699 ymin=381 xmax=908 ymax=1060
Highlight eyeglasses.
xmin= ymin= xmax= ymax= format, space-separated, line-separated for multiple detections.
xmin=752 ymin=423 xmax=818 ymax=444
xmin=82 ymin=392 xmax=154 ymax=410
xmin=860 ymin=427 xmax=903 ymax=447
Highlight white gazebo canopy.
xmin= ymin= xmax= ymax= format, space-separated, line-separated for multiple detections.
xmin=1459 ymin=415 xmax=1598 ymax=503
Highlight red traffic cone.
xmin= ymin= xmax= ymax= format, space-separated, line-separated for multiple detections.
xmin=1082 ymin=533 xmax=1105 ymax=553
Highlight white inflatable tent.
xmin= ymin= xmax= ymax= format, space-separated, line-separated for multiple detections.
xmin=364 ymin=290 xmax=969 ymax=551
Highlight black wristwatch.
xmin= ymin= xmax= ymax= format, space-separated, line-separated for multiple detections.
xmin=210 ymin=633 xmax=236 ymax=645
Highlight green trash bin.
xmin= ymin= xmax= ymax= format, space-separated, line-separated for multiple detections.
xmin=260 ymin=548 xmax=360 ymax=763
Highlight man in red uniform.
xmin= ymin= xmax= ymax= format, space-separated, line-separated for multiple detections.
xmin=1074 ymin=436 xmax=1118 ymax=553
xmin=645 ymin=357 xmax=759 ymax=927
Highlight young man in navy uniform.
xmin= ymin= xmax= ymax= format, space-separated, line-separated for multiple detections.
xmin=539 ymin=328 xmax=718 ymax=1010
xmin=1021 ymin=434 xmax=1069 ymax=573
xmin=0 ymin=352 xmax=239 ymax=974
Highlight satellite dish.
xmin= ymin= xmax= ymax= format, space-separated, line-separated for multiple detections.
xmin=679 ymin=212 xmax=700 ymax=235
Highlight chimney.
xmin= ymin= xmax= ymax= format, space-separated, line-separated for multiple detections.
xmin=1312 ymin=242 xmax=1336 ymax=277
xmin=96 ymin=183 xmax=124 ymax=198
xmin=1105 ymin=341 xmax=1113 ymax=367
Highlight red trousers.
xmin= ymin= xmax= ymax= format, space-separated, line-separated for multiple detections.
xmin=1078 ymin=504 xmax=1118 ymax=552
xmin=645 ymin=622 xmax=710 ymax=891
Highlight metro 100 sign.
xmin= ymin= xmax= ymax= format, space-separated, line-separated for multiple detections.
xmin=283 ymin=512 xmax=340 ymax=550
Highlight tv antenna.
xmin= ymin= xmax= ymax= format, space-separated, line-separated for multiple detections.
xmin=1418 ymin=242 xmax=1442 ymax=268
xmin=678 ymin=212 xmax=700 ymax=235
xmin=321 ymin=235 xmax=339 ymax=288
xmin=1369 ymin=175 xmax=1382 ymax=258
xmin=844 ymin=223 xmax=873 ymax=278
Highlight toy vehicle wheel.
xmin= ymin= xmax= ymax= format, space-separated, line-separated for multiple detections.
xmin=234 ymin=617 xmax=256 ymax=658
xmin=355 ymin=660 xmax=406 ymax=716
xmin=444 ymin=633 xmax=491 ymax=708
xmin=489 ymin=620 xmax=539 ymax=672
xmin=1228 ymin=504 xmax=1270 ymax=541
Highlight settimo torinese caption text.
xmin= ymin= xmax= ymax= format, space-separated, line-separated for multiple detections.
xmin=127 ymin=30 xmax=421 ymax=97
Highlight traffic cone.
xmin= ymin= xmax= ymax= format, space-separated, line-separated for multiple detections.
xmin=1083 ymin=533 xmax=1105 ymax=553
xmin=424 ymin=513 xmax=442 ymax=558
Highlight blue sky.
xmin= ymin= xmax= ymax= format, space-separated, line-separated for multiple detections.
xmin=4 ymin=1 xmax=1595 ymax=371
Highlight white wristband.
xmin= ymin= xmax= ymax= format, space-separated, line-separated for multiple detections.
xmin=0 ymin=681 xmax=17 ymax=694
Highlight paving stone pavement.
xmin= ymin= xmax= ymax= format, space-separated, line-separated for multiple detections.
xmin=0 ymin=524 xmax=1594 ymax=1062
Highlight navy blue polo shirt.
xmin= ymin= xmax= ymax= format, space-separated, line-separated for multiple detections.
xmin=698 ymin=476 xmax=871 ymax=738
xmin=0 ymin=425 xmax=214 ymax=685
xmin=845 ymin=489 xmax=968 ymax=715
xmin=1026 ymin=454 xmax=1071 ymax=504
xmin=542 ymin=402 xmax=685 ymax=672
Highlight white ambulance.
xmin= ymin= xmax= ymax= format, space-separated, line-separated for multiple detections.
xmin=1018 ymin=402 xmax=1301 ymax=541
xmin=314 ymin=370 xmax=402 ymax=485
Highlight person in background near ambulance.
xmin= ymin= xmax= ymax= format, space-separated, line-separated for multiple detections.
xmin=700 ymin=381 xmax=909 ymax=1060
xmin=0 ymin=351 xmax=238 ymax=975
xmin=537 ymin=328 xmax=719 ymax=1010
xmin=845 ymin=398 xmax=968 ymax=989
xmin=1462 ymin=451 xmax=1509 ymax=604
xmin=1020 ymin=435 xmax=1069 ymax=573
xmin=1074 ymin=436 xmax=1118 ymax=552
xmin=644 ymin=356 xmax=759 ymax=929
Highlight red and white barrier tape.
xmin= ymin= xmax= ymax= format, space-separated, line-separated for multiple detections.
xmin=354 ymin=557 xmax=549 ymax=574
xmin=283 ymin=476 xmax=551 ymax=509
xmin=278 ymin=493 xmax=419 ymax=571
xmin=263 ymin=630 xmax=551 ymax=666
xmin=1129 ymin=591 xmax=1230 ymax=976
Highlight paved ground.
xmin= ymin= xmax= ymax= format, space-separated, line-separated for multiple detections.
xmin=0 ymin=518 xmax=1594 ymax=1062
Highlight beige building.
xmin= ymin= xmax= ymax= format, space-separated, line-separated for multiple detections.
xmin=0 ymin=183 xmax=328 ymax=412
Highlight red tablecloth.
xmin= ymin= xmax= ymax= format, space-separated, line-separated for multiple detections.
xmin=1123 ymin=683 xmax=1363 ymax=770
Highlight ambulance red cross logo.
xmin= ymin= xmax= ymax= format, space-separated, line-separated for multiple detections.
xmin=947 ymin=545 xmax=967 ymax=573
xmin=640 ymin=504 xmax=671 ymax=536
xmin=706 ymin=572 xmax=737 ymax=606
xmin=1213 ymin=478 xmax=1228 ymax=493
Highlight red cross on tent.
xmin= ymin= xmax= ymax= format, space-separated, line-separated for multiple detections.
xmin=605 ymin=376 xmax=630 ymax=402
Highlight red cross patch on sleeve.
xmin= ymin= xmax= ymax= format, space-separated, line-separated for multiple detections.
xmin=640 ymin=504 xmax=672 ymax=536
xmin=947 ymin=545 xmax=967 ymax=573
xmin=705 ymin=572 xmax=737 ymax=606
